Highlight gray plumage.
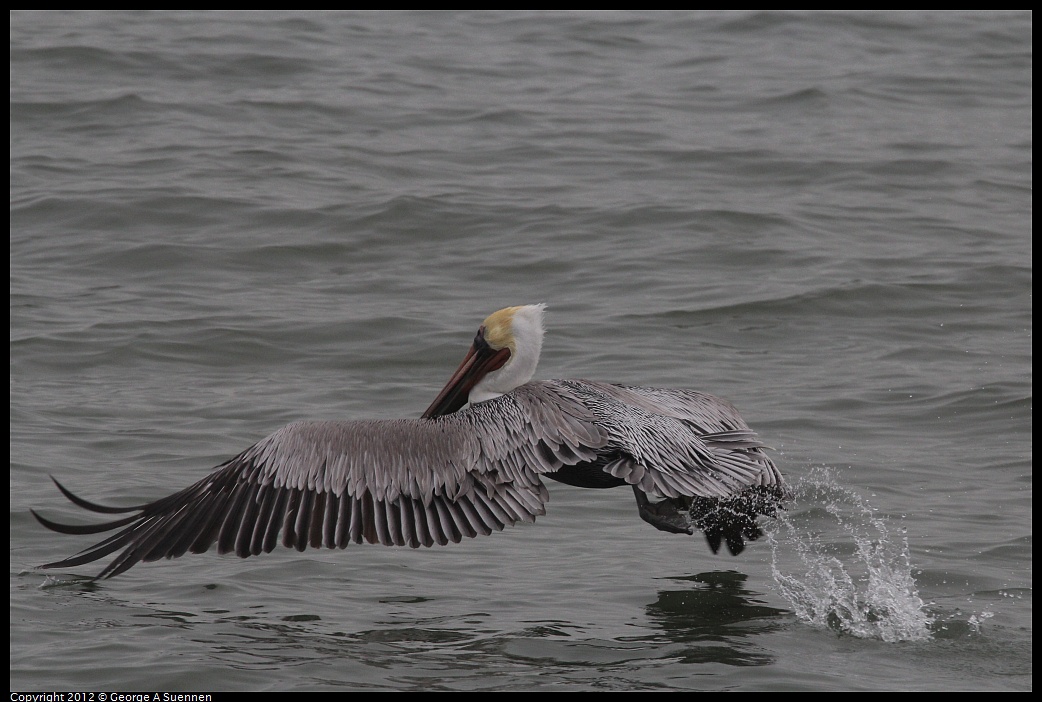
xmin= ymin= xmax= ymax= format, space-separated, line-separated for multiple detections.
xmin=34 ymin=379 xmax=782 ymax=579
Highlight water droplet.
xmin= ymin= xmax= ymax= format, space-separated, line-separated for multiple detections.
xmin=766 ymin=467 xmax=933 ymax=642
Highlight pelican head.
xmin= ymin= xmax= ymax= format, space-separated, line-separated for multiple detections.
xmin=422 ymin=304 xmax=546 ymax=418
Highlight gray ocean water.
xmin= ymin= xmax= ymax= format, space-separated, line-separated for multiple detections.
xmin=9 ymin=10 xmax=1031 ymax=692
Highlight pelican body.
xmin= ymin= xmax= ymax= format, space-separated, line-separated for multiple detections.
xmin=34 ymin=305 xmax=784 ymax=579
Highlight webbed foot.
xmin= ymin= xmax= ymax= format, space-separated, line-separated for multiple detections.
xmin=632 ymin=486 xmax=693 ymax=535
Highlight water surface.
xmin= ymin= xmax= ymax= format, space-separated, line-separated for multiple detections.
xmin=10 ymin=10 xmax=1032 ymax=691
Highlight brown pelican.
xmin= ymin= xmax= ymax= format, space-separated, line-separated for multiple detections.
xmin=33 ymin=304 xmax=784 ymax=579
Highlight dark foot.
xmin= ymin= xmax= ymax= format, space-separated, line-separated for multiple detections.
xmin=689 ymin=485 xmax=786 ymax=555
xmin=632 ymin=487 xmax=693 ymax=535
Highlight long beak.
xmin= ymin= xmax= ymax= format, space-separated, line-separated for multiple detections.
xmin=422 ymin=329 xmax=511 ymax=418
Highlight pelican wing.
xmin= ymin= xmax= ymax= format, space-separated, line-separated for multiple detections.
xmin=554 ymin=380 xmax=783 ymax=499
xmin=34 ymin=385 xmax=609 ymax=579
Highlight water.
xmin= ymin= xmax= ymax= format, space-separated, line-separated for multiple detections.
xmin=768 ymin=468 xmax=933 ymax=643
xmin=10 ymin=10 xmax=1031 ymax=691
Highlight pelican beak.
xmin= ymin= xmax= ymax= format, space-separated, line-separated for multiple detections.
xmin=422 ymin=327 xmax=511 ymax=418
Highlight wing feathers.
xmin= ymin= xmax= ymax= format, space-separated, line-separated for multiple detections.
xmin=34 ymin=378 xmax=781 ymax=578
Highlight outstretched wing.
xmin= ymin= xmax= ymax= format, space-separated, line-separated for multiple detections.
xmin=33 ymin=387 xmax=609 ymax=579
xmin=557 ymin=380 xmax=783 ymax=499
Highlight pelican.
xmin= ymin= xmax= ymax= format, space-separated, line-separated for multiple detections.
xmin=33 ymin=304 xmax=784 ymax=579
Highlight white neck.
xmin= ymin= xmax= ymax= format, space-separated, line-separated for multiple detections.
xmin=470 ymin=304 xmax=545 ymax=403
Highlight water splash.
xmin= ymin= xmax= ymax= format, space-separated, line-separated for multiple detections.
xmin=766 ymin=467 xmax=932 ymax=642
